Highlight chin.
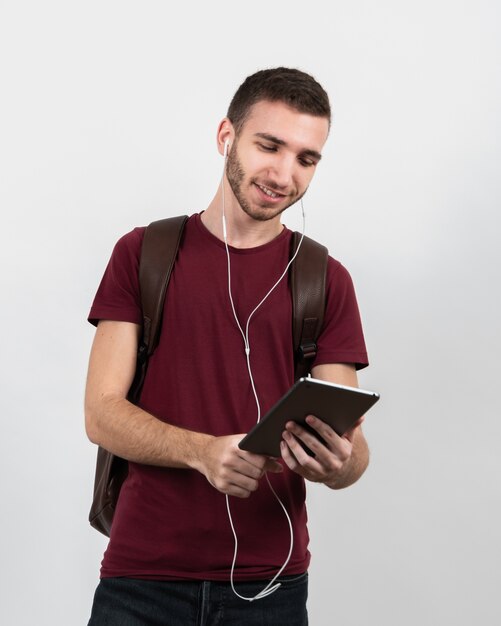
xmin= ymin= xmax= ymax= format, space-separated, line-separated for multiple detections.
xmin=241 ymin=205 xmax=287 ymax=222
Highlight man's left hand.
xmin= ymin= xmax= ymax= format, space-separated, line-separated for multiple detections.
xmin=280 ymin=414 xmax=364 ymax=488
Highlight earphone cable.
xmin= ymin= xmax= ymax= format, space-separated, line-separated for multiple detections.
xmin=220 ymin=150 xmax=306 ymax=602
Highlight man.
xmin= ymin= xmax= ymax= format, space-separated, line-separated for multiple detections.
xmin=85 ymin=67 xmax=369 ymax=625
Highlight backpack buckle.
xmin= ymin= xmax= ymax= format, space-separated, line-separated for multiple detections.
xmin=298 ymin=341 xmax=317 ymax=361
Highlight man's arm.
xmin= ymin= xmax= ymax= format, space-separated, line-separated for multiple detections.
xmin=280 ymin=363 xmax=369 ymax=489
xmin=84 ymin=320 xmax=282 ymax=498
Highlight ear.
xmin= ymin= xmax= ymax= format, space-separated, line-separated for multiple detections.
xmin=216 ymin=118 xmax=235 ymax=156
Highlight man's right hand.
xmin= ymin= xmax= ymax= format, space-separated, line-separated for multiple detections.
xmin=197 ymin=434 xmax=283 ymax=498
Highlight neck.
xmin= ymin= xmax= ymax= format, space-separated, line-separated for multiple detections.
xmin=201 ymin=177 xmax=284 ymax=249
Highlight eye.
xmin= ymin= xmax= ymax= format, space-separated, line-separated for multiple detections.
xmin=298 ymin=156 xmax=316 ymax=168
xmin=258 ymin=143 xmax=277 ymax=152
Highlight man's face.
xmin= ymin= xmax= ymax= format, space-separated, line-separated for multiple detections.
xmin=225 ymin=100 xmax=330 ymax=222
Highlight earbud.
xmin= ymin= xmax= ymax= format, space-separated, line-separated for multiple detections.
xmin=224 ymin=139 xmax=230 ymax=157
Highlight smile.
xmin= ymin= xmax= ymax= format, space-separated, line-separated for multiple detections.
xmin=255 ymin=183 xmax=286 ymax=200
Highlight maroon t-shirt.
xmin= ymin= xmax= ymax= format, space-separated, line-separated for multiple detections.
xmin=89 ymin=213 xmax=368 ymax=581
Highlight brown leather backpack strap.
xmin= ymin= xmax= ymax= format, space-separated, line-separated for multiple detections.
xmin=128 ymin=215 xmax=189 ymax=403
xmin=140 ymin=216 xmax=189 ymax=353
xmin=290 ymin=232 xmax=328 ymax=381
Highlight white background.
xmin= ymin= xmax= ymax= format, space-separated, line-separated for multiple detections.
xmin=1 ymin=1 xmax=500 ymax=624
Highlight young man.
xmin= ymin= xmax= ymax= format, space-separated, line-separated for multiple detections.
xmin=85 ymin=67 xmax=369 ymax=625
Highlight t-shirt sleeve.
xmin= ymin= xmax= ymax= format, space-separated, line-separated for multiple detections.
xmin=88 ymin=227 xmax=146 ymax=327
xmin=313 ymin=257 xmax=369 ymax=370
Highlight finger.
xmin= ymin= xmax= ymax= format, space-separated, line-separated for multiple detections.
xmin=283 ymin=423 xmax=350 ymax=479
xmin=232 ymin=446 xmax=269 ymax=478
xmin=280 ymin=437 xmax=324 ymax=482
xmin=280 ymin=440 xmax=302 ymax=474
xmin=225 ymin=483 xmax=253 ymax=498
xmin=234 ymin=459 xmax=264 ymax=480
xmin=301 ymin=416 xmax=353 ymax=456
xmin=219 ymin=451 xmax=264 ymax=482
xmin=284 ymin=419 xmax=333 ymax=461
xmin=303 ymin=415 xmax=342 ymax=443
xmin=237 ymin=447 xmax=271 ymax=472
xmin=282 ymin=430 xmax=323 ymax=473
xmin=224 ymin=471 xmax=260 ymax=495
xmin=237 ymin=451 xmax=283 ymax=477
xmin=209 ymin=469 xmax=258 ymax=497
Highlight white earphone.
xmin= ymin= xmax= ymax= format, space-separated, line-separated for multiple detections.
xmin=223 ymin=139 xmax=230 ymax=157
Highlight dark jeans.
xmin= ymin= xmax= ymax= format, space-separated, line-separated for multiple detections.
xmin=88 ymin=573 xmax=308 ymax=625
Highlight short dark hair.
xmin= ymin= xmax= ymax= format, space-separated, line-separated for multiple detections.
xmin=227 ymin=67 xmax=331 ymax=135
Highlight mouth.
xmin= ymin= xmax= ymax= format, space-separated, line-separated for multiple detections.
xmin=254 ymin=182 xmax=288 ymax=203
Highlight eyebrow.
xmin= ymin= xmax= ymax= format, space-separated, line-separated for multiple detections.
xmin=254 ymin=132 xmax=322 ymax=162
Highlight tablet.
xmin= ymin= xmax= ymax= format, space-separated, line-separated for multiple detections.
xmin=238 ymin=377 xmax=379 ymax=457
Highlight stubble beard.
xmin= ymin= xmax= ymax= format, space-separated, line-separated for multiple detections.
xmin=225 ymin=145 xmax=306 ymax=222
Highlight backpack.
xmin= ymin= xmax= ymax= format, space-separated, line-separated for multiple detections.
xmin=89 ymin=215 xmax=328 ymax=536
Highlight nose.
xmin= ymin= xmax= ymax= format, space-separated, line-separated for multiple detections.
xmin=267 ymin=152 xmax=296 ymax=190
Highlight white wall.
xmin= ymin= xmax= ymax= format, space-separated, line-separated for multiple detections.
xmin=1 ymin=1 xmax=499 ymax=624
